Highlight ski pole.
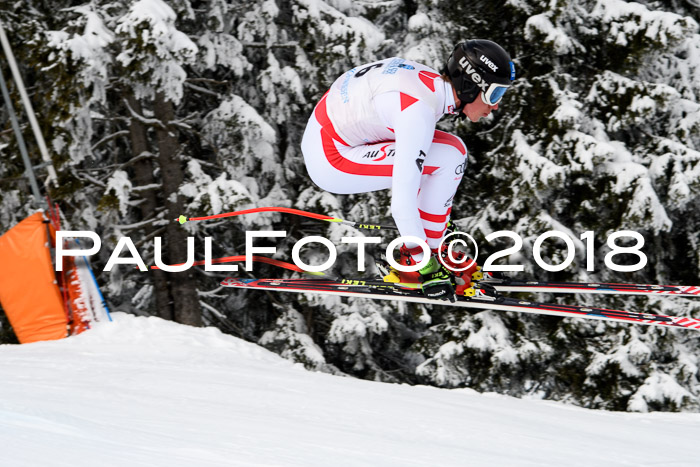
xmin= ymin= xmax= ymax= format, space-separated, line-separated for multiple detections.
xmin=150 ymin=254 xmax=324 ymax=276
xmin=175 ymin=207 xmax=397 ymax=231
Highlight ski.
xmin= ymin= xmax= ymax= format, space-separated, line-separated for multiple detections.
xmin=482 ymin=278 xmax=700 ymax=298
xmin=182 ymin=254 xmax=700 ymax=299
xmin=342 ymin=276 xmax=700 ymax=298
xmin=221 ymin=277 xmax=700 ymax=331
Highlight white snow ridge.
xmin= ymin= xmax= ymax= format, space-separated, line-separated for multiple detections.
xmin=1 ymin=313 xmax=698 ymax=467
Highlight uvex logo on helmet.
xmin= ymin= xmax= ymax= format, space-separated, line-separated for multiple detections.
xmin=480 ymin=55 xmax=498 ymax=72
xmin=458 ymin=56 xmax=489 ymax=92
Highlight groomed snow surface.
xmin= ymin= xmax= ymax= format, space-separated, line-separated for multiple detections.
xmin=1 ymin=313 xmax=699 ymax=467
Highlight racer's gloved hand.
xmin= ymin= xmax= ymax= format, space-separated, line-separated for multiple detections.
xmin=418 ymin=255 xmax=456 ymax=302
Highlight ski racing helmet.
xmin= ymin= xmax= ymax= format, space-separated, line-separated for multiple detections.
xmin=444 ymin=39 xmax=515 ymax=110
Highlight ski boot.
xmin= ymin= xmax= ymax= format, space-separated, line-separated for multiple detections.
xmin=440 ymin=220 xmax=506 ymax=284
xmin=437 ymin=238 xmax=482 ymax=283
xmin=376 ymin=245 xmax=421 ymax=285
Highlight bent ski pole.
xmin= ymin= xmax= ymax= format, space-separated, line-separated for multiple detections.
xmin=150 ymin=254 xmax=324 ymax=276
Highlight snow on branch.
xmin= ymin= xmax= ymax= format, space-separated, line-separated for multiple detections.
xmin=115 ymin=0 xmax=198 ymax=103
xmin=591 ymin=0 xmax=698 ymax=47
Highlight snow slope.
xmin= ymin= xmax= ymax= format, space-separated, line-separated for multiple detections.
xmin=1 ymin=313 xmax=698 ymax=467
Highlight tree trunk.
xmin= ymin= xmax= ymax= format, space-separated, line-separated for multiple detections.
xmin=126 ymin=92 xmax=173 ymax=321
xmin=153 ymin=91 xmax=202 ymax=327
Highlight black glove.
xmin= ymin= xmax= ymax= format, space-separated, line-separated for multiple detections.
xmin=418 ymin=255 xmax=456 ymax=302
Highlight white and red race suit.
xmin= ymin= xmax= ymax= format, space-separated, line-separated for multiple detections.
xmin=301 ymin=57 xmax=467 ymax=257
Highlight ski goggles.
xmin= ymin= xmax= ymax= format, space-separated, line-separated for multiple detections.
xmin=480 ymin=83 xmax=510 ymax=106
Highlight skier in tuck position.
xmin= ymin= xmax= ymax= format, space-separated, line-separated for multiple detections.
xmin=301 ymin=40 xmax=516 ymax=302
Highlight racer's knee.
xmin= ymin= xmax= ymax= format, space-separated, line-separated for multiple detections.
xmin=428 ymin=133 xmax=468 ymax=176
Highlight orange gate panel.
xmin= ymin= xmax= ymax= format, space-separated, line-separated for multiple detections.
xmin=0 ymin=212 xmax=67 ymax=343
